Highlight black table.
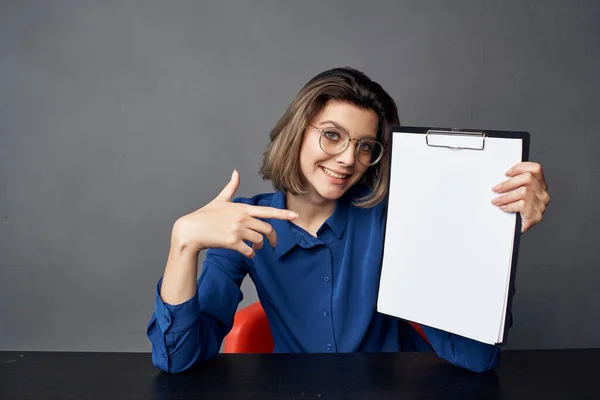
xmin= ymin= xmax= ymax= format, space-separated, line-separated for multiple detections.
xmin=1 ymin=349 xmax=598 ymax=399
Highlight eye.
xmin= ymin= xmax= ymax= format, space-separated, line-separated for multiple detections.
xmin=358 ymin=141 xmax=375 ymax=152
xmin=323 ymin=130 xmax=341 ymax=141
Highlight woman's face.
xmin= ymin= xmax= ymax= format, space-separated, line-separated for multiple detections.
xmin=298 ymin=100 xmax=379 ymax=204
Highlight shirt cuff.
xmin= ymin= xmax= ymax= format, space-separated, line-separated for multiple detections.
xmin=154 ymin=277 xmax=201 ymax=334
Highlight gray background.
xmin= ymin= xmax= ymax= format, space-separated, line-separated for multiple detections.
xmin=1 ymin=0 xmax=598 ymax=352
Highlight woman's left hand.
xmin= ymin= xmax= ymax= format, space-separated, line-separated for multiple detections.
xmin=491 ymin=162 xmax=550 ymax=233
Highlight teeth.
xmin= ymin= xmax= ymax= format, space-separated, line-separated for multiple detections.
xmin=322 ymin=167 xmax=348 ymax=179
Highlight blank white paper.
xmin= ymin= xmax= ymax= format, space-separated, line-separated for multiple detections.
xmin=377 ymin=132 xmax=523 ymax=345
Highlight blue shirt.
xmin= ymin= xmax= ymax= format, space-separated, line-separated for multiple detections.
xmin=147 ymin=187 xmax=508 ymax=373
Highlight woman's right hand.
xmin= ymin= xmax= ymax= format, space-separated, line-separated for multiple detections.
xmin=171 ymin=169 xmax=298 ymax=258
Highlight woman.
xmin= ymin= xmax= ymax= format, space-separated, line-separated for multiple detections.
xmin=147 ymin=67 xmax=550 ymax=373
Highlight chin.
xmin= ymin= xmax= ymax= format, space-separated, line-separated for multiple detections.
xmin=317 ymin=189 xmax=345 ymax=201
xmin=315 ymin=182 xmax=355 ymax=201
xmin=303 ymin=168 xmax=361 ymax=202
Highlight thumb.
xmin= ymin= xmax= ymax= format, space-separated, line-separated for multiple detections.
xmin=217 ymin=169 xmax=240 ymax=202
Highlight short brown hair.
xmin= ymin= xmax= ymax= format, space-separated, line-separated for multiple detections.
xmin=259 ymin=67 xmax=399 ymax=208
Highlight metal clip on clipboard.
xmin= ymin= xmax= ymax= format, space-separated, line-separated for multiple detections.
xmin=425 ymin=129 xmax=487 ymax=151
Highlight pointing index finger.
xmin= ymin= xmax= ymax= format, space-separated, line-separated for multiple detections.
xmin=245 ymin=205 xmax=299 ymax=221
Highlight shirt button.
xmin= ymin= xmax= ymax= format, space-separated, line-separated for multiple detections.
xmin=323 ymin=310 xmax=329 ymax=317
xmin=164 ymin=315 xmax=170 ymax=323
xmin=326 ymin=344 xmax=332 ymax=351
xmin=323 ymin=276 xmax=330 ymax=283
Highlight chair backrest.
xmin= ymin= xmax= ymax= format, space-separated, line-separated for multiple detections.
xmin=409 ymin=321 xmax=430 ymax=345
xmin=223 ymin=301 xmax=274 ymax=353
xmin=223 ymin=301 xmax=430 ymax=353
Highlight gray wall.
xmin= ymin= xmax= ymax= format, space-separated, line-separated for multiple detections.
xmin=1 ymin=0 xmax=598 ymax=352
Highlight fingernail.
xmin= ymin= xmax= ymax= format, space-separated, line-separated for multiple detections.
xmin=491 ymin=197 xmax=500 ymax=205
xmin=492 ymin=184 xmax=501 ymax=192
xmin=505 ymin=167 xmax=513 ymax=176
xmin=500 ymin=205 xmax=508 ymax=210
xmin=289 ymin=212 xmax=299 ymax=219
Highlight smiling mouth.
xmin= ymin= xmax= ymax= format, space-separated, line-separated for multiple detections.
xmin=321 ymin=166 xmax=351 ymax=180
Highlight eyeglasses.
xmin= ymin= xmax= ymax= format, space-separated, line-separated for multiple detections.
xmin=309 ymin=125 xmax=384 ymax=167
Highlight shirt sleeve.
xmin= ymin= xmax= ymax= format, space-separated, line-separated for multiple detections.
xmin=420 ymin=326 xmax=501 ymax=373
xmin=420 ymin=284 xmax=516 ymax=373
xmin=146 ymin=246 xmax=250 ymax=373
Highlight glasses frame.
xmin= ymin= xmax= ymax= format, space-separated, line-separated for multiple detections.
xmin=309 ymin=124 xmax=384 ymax=167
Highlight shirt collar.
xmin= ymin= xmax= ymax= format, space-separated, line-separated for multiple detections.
xmin=320 ymin=195 xmax=350 ymax=239
xmin=270 ymin=191 xmax=298 ymax=258
xmin=270 ymin=190 xmax=350 ymax=258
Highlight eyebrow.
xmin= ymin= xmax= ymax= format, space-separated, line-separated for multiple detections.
xmin=317 ymin=120 xmax=377 ymax=140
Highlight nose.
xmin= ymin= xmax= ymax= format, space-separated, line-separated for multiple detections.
xmin=335 ymin=140 xmax=356 ymax=166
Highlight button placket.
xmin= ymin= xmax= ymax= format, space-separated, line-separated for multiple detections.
xmin=323 ymin=242 xmax=335 ymax=353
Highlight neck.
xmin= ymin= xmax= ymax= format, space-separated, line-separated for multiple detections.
xmin=285 ymin=191 xmax=337 ymax=236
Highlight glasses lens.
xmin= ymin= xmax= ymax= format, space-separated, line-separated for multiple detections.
xmin=356 ymin=140 xmax=383 ymax=166
xmin=319 ymin=129 xmax=348 ymax=155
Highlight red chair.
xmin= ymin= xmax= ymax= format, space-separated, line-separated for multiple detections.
xmin=224 ymin=302 xmax=274 ymax=353
xmin=223 ymin=301 xmax=429 ymax=354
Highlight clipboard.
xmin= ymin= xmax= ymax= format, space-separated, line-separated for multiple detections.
xmin=376 ymin=126 xmax=530 ymax=346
